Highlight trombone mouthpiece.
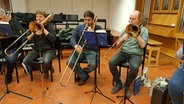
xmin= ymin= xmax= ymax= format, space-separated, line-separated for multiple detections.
xmin=85 ymin=25 xmax=88 ymax=30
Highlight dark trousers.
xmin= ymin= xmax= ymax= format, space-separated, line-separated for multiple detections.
xmin=109 ymin=51 xmax=142 ymax=87
xmin=23 ymin=49 xmax=55 ymax=73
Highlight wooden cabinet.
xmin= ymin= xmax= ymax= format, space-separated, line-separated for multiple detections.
xmin=161 ymin=0 xmax=171 ymax=12
xmin=170 ymin=0 xmax=180 ymax=13
xmin=153 ymin=0 xmax=162 ymax=12
xmin=146 ymin=0 xmax=184 ymax=57
xmin=152 ymin=0 xmax=180 ymax=13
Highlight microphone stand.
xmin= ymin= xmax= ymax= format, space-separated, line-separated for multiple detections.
xmin=26 ymin=38 xmax=62 ymax=104
xmin=0 ymin=44 xmax=32 ymax=101
xmin=84 ymin=31 xmax=115 ymax=104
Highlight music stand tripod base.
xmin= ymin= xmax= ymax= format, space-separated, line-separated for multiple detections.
xmin=0 ymin=71 xmax=33 ymax=101
xmin=26 ymin=58 xmax=62 ymax=104
xmin=84 ymin=31 xmax=115 ymax=104
xmin=116 ymin=61 xmax=134 ymax=104
xmin=25 ymin=87 xmax=62 ymax=104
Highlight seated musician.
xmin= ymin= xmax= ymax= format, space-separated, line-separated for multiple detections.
xmin=0 ymin=8 xmax=25 ymax=84
xmin=66 ymin=10 xmax=102 ymax=86
xmin=108 ymin=10 xmax=148 ymax=98
xmin=168 ymin=45 xmax=184 ymax=104
xmin=22 ymin=10 xmax=56 ymax=79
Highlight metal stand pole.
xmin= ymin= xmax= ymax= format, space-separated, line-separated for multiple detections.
xmin=117 ymin=57 xmax=134 ymax=104
xmin=26 ymin=52 xmax=62 ymax=104
xmin=85 ymin=32 xmax=115 ymax=104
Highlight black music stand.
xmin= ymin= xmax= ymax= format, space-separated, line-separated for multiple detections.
xmin=0 ymin=49 xmax=33 ymax=101
xmin=116 ymin=56 xmax=134 ymax=104
xmin=83 ymin=30 xmax=115 ymax=104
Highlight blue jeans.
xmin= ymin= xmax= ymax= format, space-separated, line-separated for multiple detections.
xmin=168 ymin=69 xmax=184 ymax=104
xmin=23 ymin=49 xmax=55 ymax=73
xmin=66 ymin=50 xmax=98 ymax=80
xmin=109 ymin=51 xmax=142 ymax=87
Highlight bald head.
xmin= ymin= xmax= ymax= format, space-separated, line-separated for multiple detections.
xmin=129 ymin=10 xmax=141 ymax=25
xmin=132 ymin=10 xmax=141 ymax=18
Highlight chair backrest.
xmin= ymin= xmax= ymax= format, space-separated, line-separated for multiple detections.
xmin=65 ymin=14 xmax=79 ymax=28
xmin=51 ymin=13 xmax=63 ymax=23
xmin=67 ymin=14 xmax=78 ymax=22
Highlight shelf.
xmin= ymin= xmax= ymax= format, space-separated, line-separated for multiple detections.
xmin=147 ymin=25 xmax=175 ymax=37
xmin=160 ymin=46 xmax=175 ymax=58
xmin=174 ymin=33 xmax=184 ymax=39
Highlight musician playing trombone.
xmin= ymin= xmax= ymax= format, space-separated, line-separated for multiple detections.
xmin=109 ymin=10 xmax=148 ymax=98
xmin=67 ymin=10 xmax=102 ymax=86
xmin=0 ymin=8 xmax=25 ymax=84
xmin=22 ymin=10 xmax=56 ymax=79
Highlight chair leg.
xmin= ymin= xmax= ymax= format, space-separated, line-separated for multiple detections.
xmin=98 ymin=62 xmax=100 ymax=74
xmin=57 ymin=48 xmax=61 ymax=72
xmin=30 ymin=67 xmax=33 ymax=81
xmin=50 ymin=70 xmax=53 ymax=82
xmin=15 ymin=65 xmax=19 ymax=83
xmin=74 ymin=73 xmax=77 ymax=83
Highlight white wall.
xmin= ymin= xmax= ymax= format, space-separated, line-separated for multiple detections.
xmin=109 ymin=0 xmax=136 ymax=33
xmin=11 ymin=0 xmax=27 ymax=12
xmin=10 ymin=0 xmax=136 ymax=32
xmin=25 ymin=0 xmax=109 ymax=20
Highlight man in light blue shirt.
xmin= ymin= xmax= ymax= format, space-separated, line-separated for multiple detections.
xmin=109 ymin=10 xmax=148 ymax=98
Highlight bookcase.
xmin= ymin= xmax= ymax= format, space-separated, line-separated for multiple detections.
xmin=141 ymin=0 xmax=184 ymax=57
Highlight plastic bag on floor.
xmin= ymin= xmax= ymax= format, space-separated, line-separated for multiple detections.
xmin=149 ymin=76 xmax=168 ymax=96
xmin=141 ymin=67 xmax=151 ymax=87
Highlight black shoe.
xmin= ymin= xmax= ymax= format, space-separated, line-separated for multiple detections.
xmin=83 ymin=68 xmax=94 ymax=73
xmin=111 ymin=83 xmax=123 ymax=94
xmin=124 ymin=87 xmax=131 ymax=98
xmin=76 ymin=75 xmax=80 ymax=82
xmin=78 ymin=74 xmax=90 ymax=86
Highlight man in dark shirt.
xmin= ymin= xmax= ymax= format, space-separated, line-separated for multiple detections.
xmin=22 ymin=10 xmax=56 ymax=79
xmin=66 ymin=10 xmax=102 ymax=86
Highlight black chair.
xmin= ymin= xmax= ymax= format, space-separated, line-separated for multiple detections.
xmin=66 ymin=14 xmax=79 ymax=28
xmin=23 ymin=43 xmax=61 ymax=82
xmin=0 ymin=52 xmax=22 ymax=83
xmin=112 ymin=45 xmax=147 ymax=85
xmin=29 ymin=55 xmax=54 ymax=82
xmin=28 ymin=49 xmax=61 ymax=82
xmin=51 ymin=13 xmax=63 ymax=23
xmin=74 ymin=48 xmax=101 ymax=83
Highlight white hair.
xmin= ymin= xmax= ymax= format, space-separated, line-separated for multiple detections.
xmin=0 ymin=8 xmax=6 ymax=16
xmin=0 ymin=8 xmax=12 ymax=21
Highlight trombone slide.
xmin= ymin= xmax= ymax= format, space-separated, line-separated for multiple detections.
xmin=4 ymin=13 xmax=54 ymax=57
xmin=60 ymin=16 xmax=98 ymax=87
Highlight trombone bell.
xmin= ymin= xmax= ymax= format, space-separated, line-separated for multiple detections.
xmin=125 ymin=24 xmax=141 ymax=38
xmin=29 ymin=21 xmax=43 ymax=35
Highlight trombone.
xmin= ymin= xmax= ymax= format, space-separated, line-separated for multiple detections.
xmin=4 ymin=13 xmax=54 ymax=57
xmin=60 ymin=16 xmax=98 ymax=87
xmin=104 ymin=24 xmax=141 ymax=60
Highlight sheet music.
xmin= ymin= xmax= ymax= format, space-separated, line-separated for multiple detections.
xmin=84 ymin=30 xmax=108 ymax=46
xmin=0 ymin=22 xmax=9 ymax=24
